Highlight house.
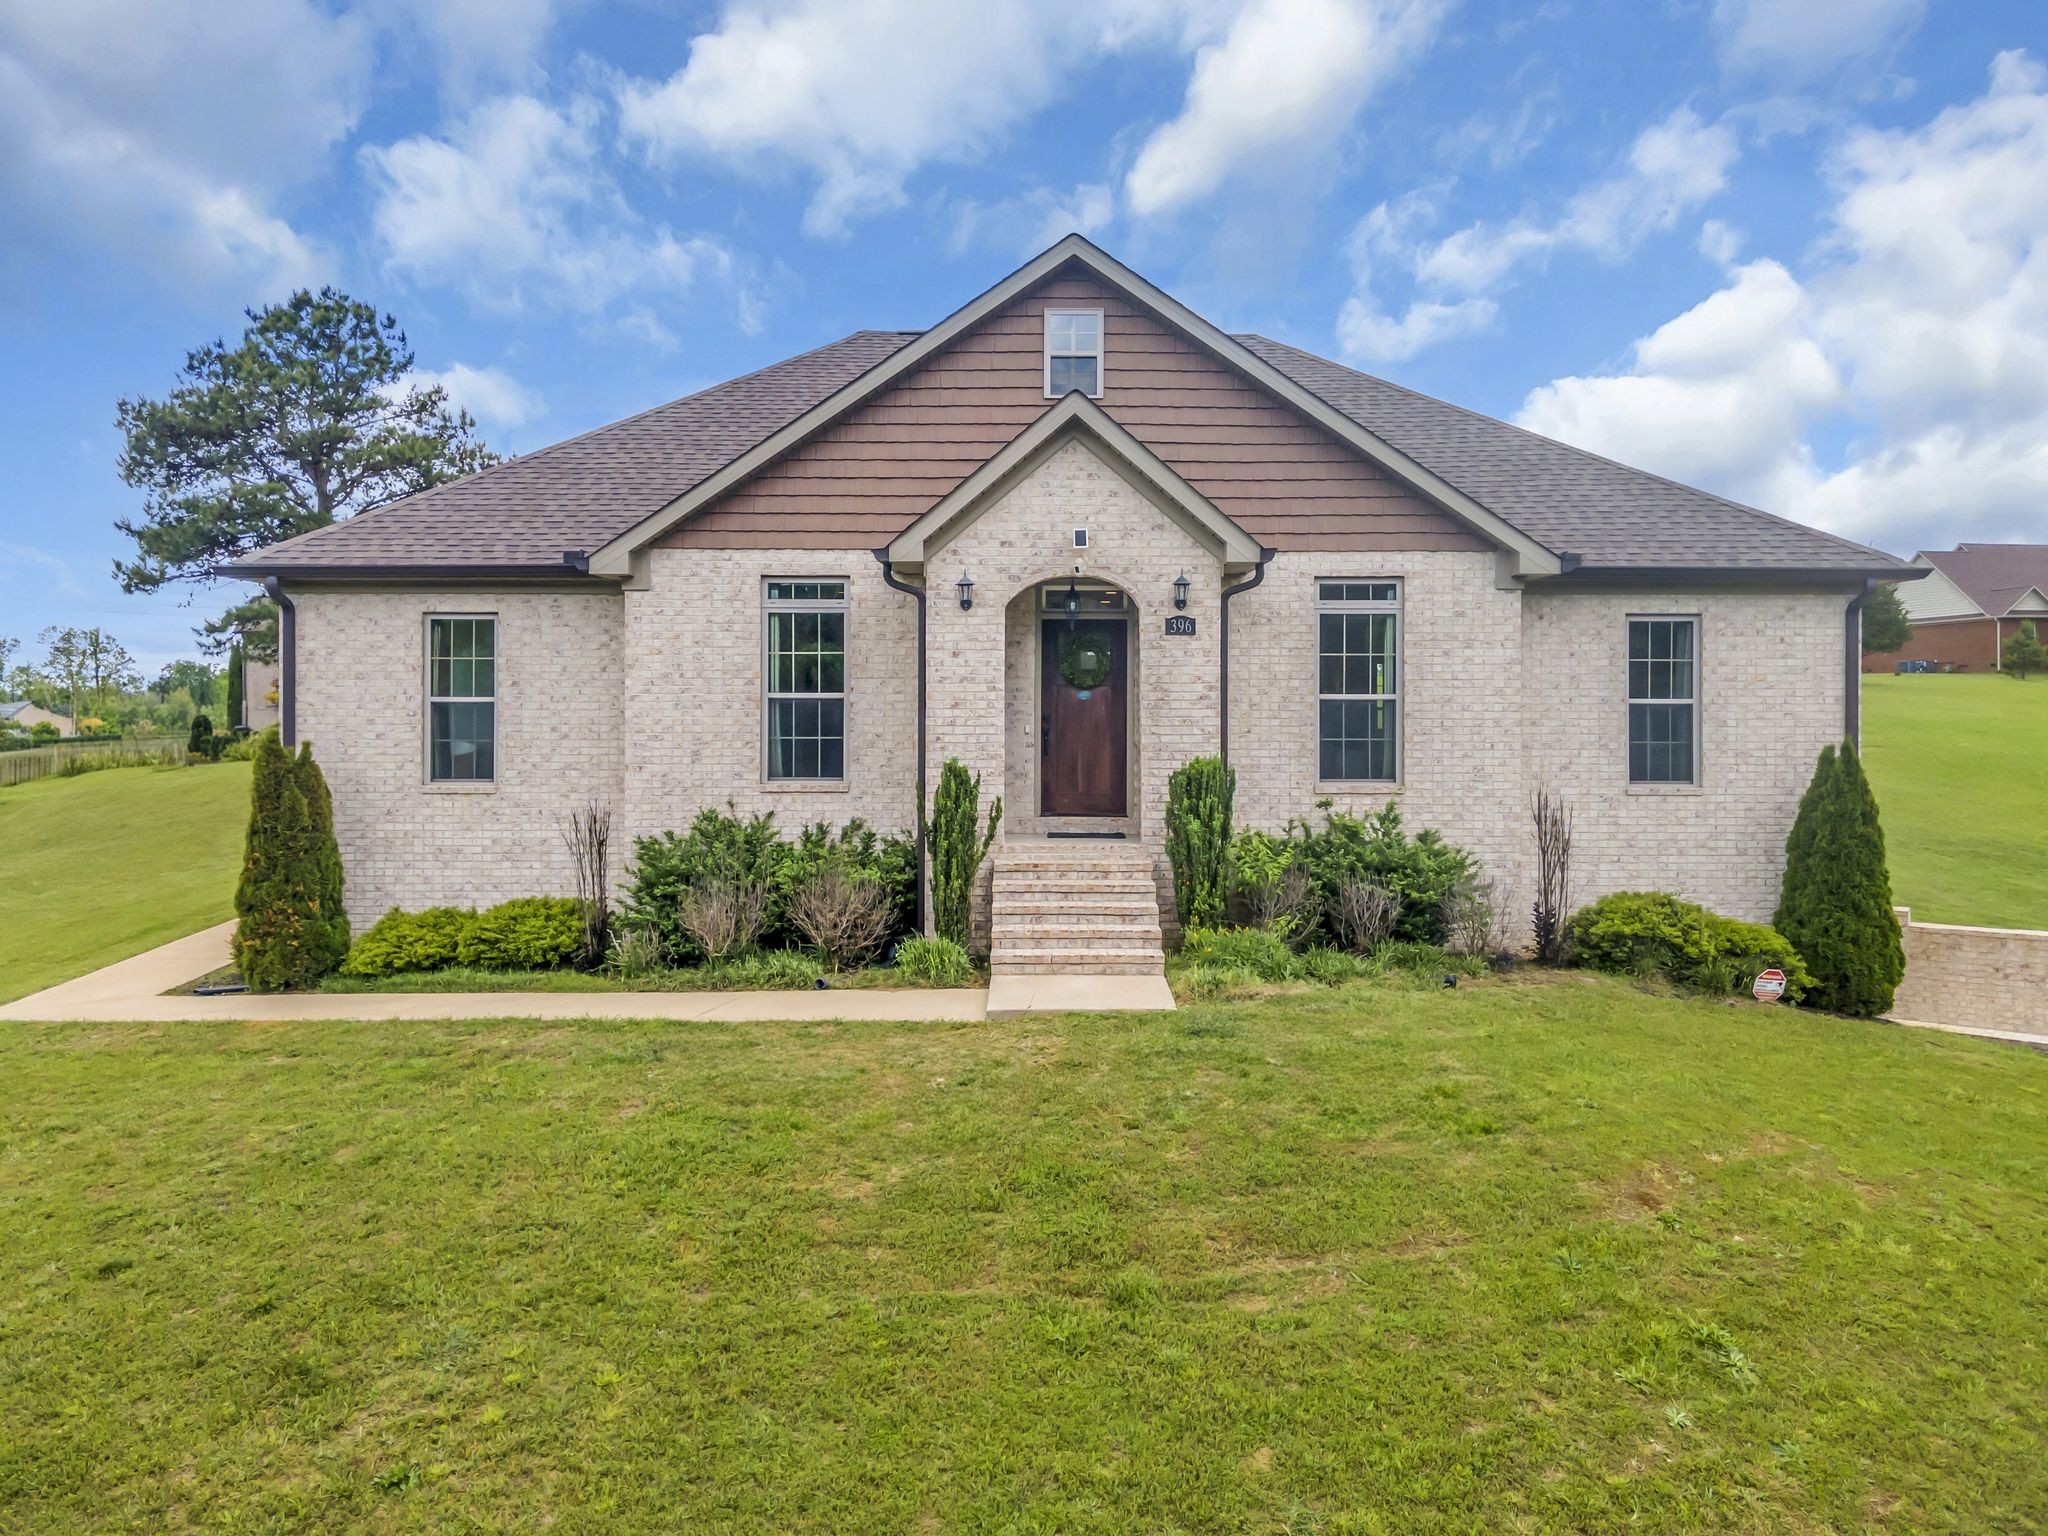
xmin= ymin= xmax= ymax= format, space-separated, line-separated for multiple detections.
xmin=226 ymin=236 xmax=1915 ymax=968
xmin=239 ymin=656 xmax=282 ymax=731
xmin=1870 ymin=543 xmax=2048 ymax=672
xmin=0 ymin=701 xmax=69 ymax=734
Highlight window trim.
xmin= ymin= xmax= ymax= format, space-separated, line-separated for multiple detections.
xmin=1626 ymin=612 xmax=1702 ymax=788
xmin=423 ymin=611 xmax=498 ymax=790
xmin=1042 ymin=306 xmax=1105 ymax=399
xmin=762 ymin=577 xmax=850 ymax=785
xmin=1315 ymin=578 xmax=1402 ymax=786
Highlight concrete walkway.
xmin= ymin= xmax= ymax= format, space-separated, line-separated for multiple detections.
xmin=0 ymin=922 xmax=1172 ymax=1024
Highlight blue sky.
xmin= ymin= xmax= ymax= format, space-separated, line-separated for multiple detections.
xmin=3 ymin=0 xmax=2045 ymax=670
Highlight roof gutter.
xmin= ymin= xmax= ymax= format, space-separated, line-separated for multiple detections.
xmin=1219 ymin=547 xmax=1276 ymax=769
xmin=873 ymin=551 xmax=929 ymax=933
xmin=1844 ymin=578 xmax=1879 ymax=745
xmin=263 ymin=578 xmax=296 ymax=749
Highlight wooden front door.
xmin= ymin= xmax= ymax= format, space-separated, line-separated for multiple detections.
xmin=1040 ymin=618 xmax=1128 ymax=816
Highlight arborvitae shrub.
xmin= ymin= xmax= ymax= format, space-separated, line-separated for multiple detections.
xmin=187 ymin=714 xmax=215 ymax=759
xmin=921 ymin=759 xmax=1002 ymax=949
xmin=1165 ymin=757 xmax=1234 ymax=930
xmin=1774 ymin=741 xmax=1905 ymax=1016
xmin=294 ymin=744 xmax=350 ymax=974
xmin=235 ymin=732 xmax=323 ymax=991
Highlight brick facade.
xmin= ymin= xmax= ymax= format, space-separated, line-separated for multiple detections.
xmin=292 ymin=458 xmax=1855 ymax=937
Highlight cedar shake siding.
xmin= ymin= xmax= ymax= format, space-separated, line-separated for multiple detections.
xmin=664 ymin=271 xmax=1489 ymax=554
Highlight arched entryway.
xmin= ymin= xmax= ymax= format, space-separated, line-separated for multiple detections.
xmin=1003 ymin=577 xmax=1142 ymax=836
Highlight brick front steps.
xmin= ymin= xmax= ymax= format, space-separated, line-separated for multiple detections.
xmin=989 ymin=841 xmax=1166 ymax=977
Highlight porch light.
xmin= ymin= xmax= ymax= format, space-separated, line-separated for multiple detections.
xmin=1173 ymin=571 xmax=1190 ymax=611
xmin=1064 ymin=580 xmax=1080 ymax=628
xmin=956 ymin=570 xmax=975 ymax=611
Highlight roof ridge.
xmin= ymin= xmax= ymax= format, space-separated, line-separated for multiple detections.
xmin=1234 ymin=332 xmax=1906 ymax=569
xmin=255 ymin=329 xmax=925 ymax=557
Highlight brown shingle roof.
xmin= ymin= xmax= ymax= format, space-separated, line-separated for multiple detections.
xmin=232 ymin=318 xmax=1910 ymax=579
xmin=230 ymin=330 xmax=917 ymax=573
xmin=1918 ymin=544 xmax=2048 ymax=616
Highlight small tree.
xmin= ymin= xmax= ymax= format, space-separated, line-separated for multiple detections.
xmin=1531 ymin=787 xmax=1574 ymax=965
xmin=1165 ymin=756 xmax=1234 ymax=930
xmin=226 ymin=641 xmax=245 ymax=730
xmin=1774 ymin=740 xmax=1905 ymax=1017
xmin=187 ymin=713 xmax=215 ymax=760
xmin=921 ymin=759 xmax=1002 ymax=949
xmin=1860 ymin=583 xmax=1914 ymax=656
xmin=2003 ymin=619 xmax=2045 ymax=680
xmin=234 ymin=734 xmax=348 ymax=990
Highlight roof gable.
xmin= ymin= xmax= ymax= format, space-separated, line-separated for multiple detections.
xmin=1919 ymin=544 xmax=2048 ymax=615
xmin=884 ymin=392 xmax=1263 ymax=568
xmin=589 ymin=235 xmax=1560 ymax=578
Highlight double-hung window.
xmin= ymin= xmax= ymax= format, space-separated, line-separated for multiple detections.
xmin=765 ymin=580 xmax=847 ymax=781
xmin=1316 ymin=580 xmax=1400 ymax=782
xmin=1043 ymin=308 xmax=1103 ymax=397
xmin=1627 ymin=616 xmax=1699 ymax=784
xmin=427 ymin=615 xmax=496 ymax=783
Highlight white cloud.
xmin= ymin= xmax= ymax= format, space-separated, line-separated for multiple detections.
xmin=364 ymin=93 xmax=748 ymax=332
xmin=947 ymin=182 xmax=1116 ymax=258
xmin=1513 ymin=52 xmax=2048 ymax=554
xmin=1123 ymin=0 xmax=1448 ymax=218
xmin=0 ymin=0 xmax=367 ymax=289
xmin=374 ymin=0 xmax=563 ymax=95
xmin=1712 ymin=0 xmax=1925 ymax=78
xmin=1337 ymin=106 xmax=1738 ymax=362
xmin=407 ymin=363 xmax=545 ymax=429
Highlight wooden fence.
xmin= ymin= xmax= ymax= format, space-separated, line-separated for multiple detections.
xmin=0 ymin=737 xmax=187 ymax=789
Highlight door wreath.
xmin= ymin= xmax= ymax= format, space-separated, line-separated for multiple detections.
xmin=1057 ymin=631 xmax=1113 ymax=690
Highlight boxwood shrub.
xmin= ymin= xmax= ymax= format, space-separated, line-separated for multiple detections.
xmin=339 ymin=906 xmax=474 ymax=977
xmin=455 ymin=897 xmax=586 ymax=971
xmin=1565 ymin=891 xmax=1813 ymax=1002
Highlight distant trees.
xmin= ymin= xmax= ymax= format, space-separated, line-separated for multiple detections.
xmin=1860 ymin=584 xmax=1914 ymax=656
xmin=115 ymin=288 xmax=497 ymax=657
xmin=2003 ymin=620 xmax=2044 ymax=680
xmin=153 ymin=659 xmax=218 ymax=708
xmin=38 ymin=626 xmax=140 ymax=724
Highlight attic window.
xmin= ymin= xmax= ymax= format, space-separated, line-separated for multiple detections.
xmin=1044 ymin=309 xmax=1103 ymax=398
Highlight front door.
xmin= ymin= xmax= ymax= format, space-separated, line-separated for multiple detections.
xmin=1040 ymin=618 xmax=1128 ymax=816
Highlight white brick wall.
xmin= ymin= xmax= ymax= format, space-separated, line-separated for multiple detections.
xmin=622 ymin=548 xmax=920 ymax=845
xmin=293 ymin=586 xmax=625 ymax=931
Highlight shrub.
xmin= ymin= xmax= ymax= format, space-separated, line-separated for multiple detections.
xmin=2003 ymin=618 xmax=2045 ymax=680
xmin=1531 ymin=789 xmax=1574 ymax=965
xmin=1177 ymin=925 xmax=1296 ymax=981
xmin=341 ymin=907 xmax=474 ymax=976
xmin=221 ymin=725 xmax=275 ymax=762
xmin=1443 ymin=873 xmax=1511 ymax=960
xmin=923 ymin=759 xmax=1002 ymax=949
xmin=1566 ymin=891 xmax=1812 ymax=1003
xmin=1229 ymin=829 xmax=1318 ymax=938
xmin=624 ymin=806 xmax=787 ymax=962
xmin=186 ymin=714 xmax=216 ymax=761
xmin=1296 ymin=945 xmax=1372 ymax=986
xmin=1326 ymin=878 xmax=1399 ymax=954
xmin=677 ymin=880 xmax=766 ymax=963
xmin=561 ymin=801 xmax=613 ymax=969
xmin=234 ymin=732 xmax=348 ymax=991
xmin=607 ymin=926 xmax=664 ymax=981
xmin=789 ymin=863 xmax=894 ymax=971
xmin=226 ymin=640 xmax=244 ymax=729
xmin=455 ymin=897 xmax=585 ymax=971
xmin=1166 ymin=757 xmax=1234 ymax=930
xmin=1291 ymin=803 xmax=1473 ymax=946
xmin=710 ymin=950 xmax=823 ymax=990
xmin=1775 ymin=740 xmax=1905 ymax=1016
xmin=780 ymin=819 xmax=917 ymax=942
xmin=894 ymin=935 xmax=974 ymax=986
xmin=29 ymin=720 xmax=60 ymax=743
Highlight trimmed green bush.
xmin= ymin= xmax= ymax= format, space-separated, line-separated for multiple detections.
xmin=894 ymin=935 xmax=974 ymax=987
xmin=1290 ymin=803 xmax=1473 ymax=946
xmin=456 ymin=897 xmax=585 ymax=971
xmin=624 ymin=807 xmax=787 ymax=962
xmin=341 ymin=907 xmax=474 ymax=976
xmin=1166 ymin=757 xmax=1235 ymax=929
xmin=1567 ymin=890 xmax=1813 ymax=1002
xmin=922 ymin=759 xmax=1002 ymax=949
xmin=1775 ymin=740 xmax=1905 ymax=1016
xmin=233 ymin=731 xmax=348 ymax=992
xmin=186 ymin=714 xmax=216 ymax=760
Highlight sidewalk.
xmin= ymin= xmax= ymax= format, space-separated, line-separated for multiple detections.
xmin=0 ymin=923 xmax=1165 ymax=1023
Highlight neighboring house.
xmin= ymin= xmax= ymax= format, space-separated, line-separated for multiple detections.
xmin=227 ymin=236 xmax=1915 ymax=952
xmin=240 ymin=657 xmax=282 ymax=731
xmin=1871 ymin=543 xmax=2048 ymax=672
xmin=0 ymin=701 xmax=69 ymax=733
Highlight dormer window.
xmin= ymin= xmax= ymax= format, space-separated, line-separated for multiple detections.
xmin=1044 ymin=308 xmax=1103 ymax=397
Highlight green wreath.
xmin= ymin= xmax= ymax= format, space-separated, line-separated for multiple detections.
xmin=1057 ymin=631 xmax=1113 ymax=690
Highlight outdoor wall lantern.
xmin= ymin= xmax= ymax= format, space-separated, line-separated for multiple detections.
xmin=1173 ymin=571 xmax=1190 ymax=611
xmin=956 ymin=570 xmax=975 ymax=610
xmin=1064 ymin=580 xmax=1081 ymax=627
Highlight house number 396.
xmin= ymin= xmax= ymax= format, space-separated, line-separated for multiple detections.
xmin=1164 ymin=615 xmax=1196 ymax=636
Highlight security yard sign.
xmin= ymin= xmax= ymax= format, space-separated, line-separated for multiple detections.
xmin=1752 ymin=968 xmax=1787 ymax=1003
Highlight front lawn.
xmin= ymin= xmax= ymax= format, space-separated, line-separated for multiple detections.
xmin=0 ymin=761 xmax=251 ymax=1003
xmin=1862 ymin=673 xmax=2048 ymax=929
xmin=2 ymin=980 xmax=2042 ymax=1531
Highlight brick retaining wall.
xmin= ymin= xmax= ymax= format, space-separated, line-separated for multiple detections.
xmin=1891 ymin=907 xmax=2048 ymax=1033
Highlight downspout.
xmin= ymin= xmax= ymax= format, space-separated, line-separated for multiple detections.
xmin=263 ymin=577 xmax=296 ymax=749
xmin=1218 ymin=547 xmax=1276 ymax=768
xmin=1845 ymin=578 xmax=1878 ymax=745
xmin=873 ymin=551 xmax=928 ymax=925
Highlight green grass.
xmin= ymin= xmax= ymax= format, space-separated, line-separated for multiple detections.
xmin=0 ymin=761 xmax=251 ymax=1003
xmin=1862 ymin=673 xmax=2048 ymax=928
xmin=2 ymin=979 xmax=2042 ymax=1532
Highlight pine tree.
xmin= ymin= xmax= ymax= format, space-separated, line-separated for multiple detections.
xmin=1774 ymin=740 xmax=1905 ymax=1016
xmin=295 ymin=743 xmax=351 ymax=974
xmin=234 ymin=733 xmax=348 ymax=990
xmin=2003 ymin=619 xmax=2045 ymax=680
